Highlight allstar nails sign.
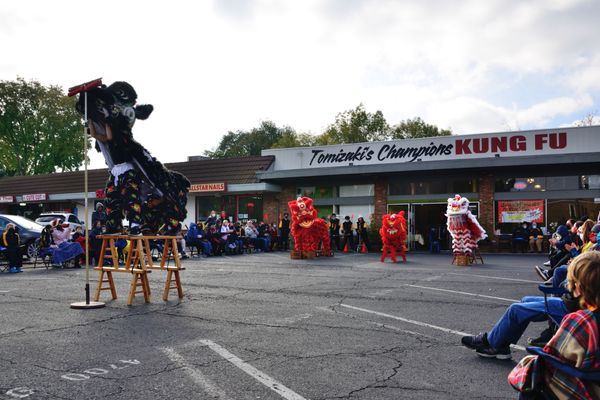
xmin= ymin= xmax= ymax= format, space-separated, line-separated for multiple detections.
xmin=190 ymin=182 xmax=227 ymax=193
xmin=263 ymin=126 xmax=600 ymax=170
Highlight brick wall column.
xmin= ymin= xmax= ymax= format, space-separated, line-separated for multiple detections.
xmin=373 ymin=177 xmax=388 ymax=224
xmin=478 ymin=174 xmax=495 ymax=240
xmin=262 ymin=184 xmax=296 ymax=224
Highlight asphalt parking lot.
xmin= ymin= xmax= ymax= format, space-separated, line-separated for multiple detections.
xmin=0 ymin=251 xmax=548 ymax=399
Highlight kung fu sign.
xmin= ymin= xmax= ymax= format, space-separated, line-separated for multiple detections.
xmin=263 ymin=126 xmax=600 ymax=171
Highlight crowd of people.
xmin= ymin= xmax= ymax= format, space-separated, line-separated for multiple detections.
xmin=184 ymin=210 xmax=372 ymax=257
xmin=462 ymin=217 xmax=600 ymax=398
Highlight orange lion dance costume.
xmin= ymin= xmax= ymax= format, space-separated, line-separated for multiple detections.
xmin=379 ymin=212 xmax=407 ymax=263
xmin=288 ymin=197 xmax=331 ymax=258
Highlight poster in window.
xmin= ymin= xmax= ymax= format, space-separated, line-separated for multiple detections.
xmin=497 ymin=200 xmax=544 ymax=223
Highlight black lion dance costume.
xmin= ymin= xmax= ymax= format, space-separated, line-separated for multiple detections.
xmin=76 ymin=81 xmax=190 ymax=235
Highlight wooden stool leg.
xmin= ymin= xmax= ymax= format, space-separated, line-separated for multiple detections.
xmin=174 ymin=270 xmax=183 ymax=299
xmin=141 ymin=274 xmax=150 ymax=303
xmin=163 ymin=270 xmax=184 ymax=301
xmin=128 ymin=273 xmax=138 ymax=305
xmin=95 ymin=270 xmax=117 ymax=301
xmin=163 ymin=270 xmax=172 ymax=301
xmin=94 ymin=271 xmax=104 ymax=301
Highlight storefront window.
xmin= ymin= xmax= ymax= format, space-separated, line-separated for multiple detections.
xmin=196 ymin=195 xmax=263 ymax=222
xmin=389 ymin=178 xmax=477 ymax=196
xmin=238 ymin=195 xmax=263 ymax=222
xmin=495 ymin=176 xmax=583 ymax=192
xmin=297 ymin=187 xmax=315 ymax=197
xmin=547 ymin=199 xmax=600 ymax=232
xmin=339 ymin=184 xmax=374 ymax=197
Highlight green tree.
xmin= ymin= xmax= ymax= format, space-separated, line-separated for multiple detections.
xmin=272 ymin=131 xmax=316 ymax=148
xmin=317 ymin=104 xmax=389 ymax=145
xmin=0 ymin=77 xmax=85 ymax=176
xmin=205 ymin=120 xmax=300 ymax=158
xmin=390 ymin=117 xmax=452 ymax=139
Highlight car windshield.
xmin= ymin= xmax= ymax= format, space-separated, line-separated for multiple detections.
xmin=5 ymin=215 xmax=43 ymax=230
xmin=37 ymin=215 xmax=63 ymax=223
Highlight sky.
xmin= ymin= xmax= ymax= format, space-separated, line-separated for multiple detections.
xmin=1 ymin=0 xmax=599 ymax=169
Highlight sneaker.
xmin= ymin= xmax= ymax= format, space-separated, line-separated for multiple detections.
xmin=15 ymin=267 xmax=22 ymax=273
xmin=461 ymin=332 xmax=488 ymax=350
xmin=527 ymin=327 xmax=555 ymax=347
xmin=8 ymin=267 xmax=18 ymax=273
xmin=476 ymin=345 xmax=512 ymax=360
xmin=534 ymin=265 xmax=549 ymax=281
xmin=543 ymin=260 xmax=551 ymax=267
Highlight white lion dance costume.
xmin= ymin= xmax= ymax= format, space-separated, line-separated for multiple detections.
xmin=446 ymin=195 xmax=487 ymax=257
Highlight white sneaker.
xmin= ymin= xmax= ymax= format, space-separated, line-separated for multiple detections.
xmin=543 ymin=261 xmax=551 ymax=267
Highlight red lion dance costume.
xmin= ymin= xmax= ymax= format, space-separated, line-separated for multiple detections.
xmin=379 ymin=212 xmax=407 ymax=263
xmin=288 ymin=197 xmax=331 ymax=257
xmin=446 ymin=194 xmax=487 ymax=257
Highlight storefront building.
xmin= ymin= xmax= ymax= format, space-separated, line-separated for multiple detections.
xmin=260 ymin=125 xmax=600 ymax=249
xmin=1 ymin=126 xmax=599 ymax=251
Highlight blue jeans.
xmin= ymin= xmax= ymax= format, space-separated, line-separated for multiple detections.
xmin=487 ymin=296 xmax=567 ymax=349
xmin=200 ymin=241 xmax=212 ymax=256
xmin=552 ymin=265 xmax=568 ymax=288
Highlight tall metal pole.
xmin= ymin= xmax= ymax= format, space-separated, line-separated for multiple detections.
xmin=84 ymin=91 xmax=90 ymax=304
xmin=71 ymin=88 xmax=105 ymax=309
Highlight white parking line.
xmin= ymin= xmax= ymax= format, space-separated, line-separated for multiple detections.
xmin=448 ymin=272 xmax=540 ymax=284
xmin=0 ymin=290 xmax=11 ymax=293
xmin=199 ymin=339 xmax=308 ymax=400
xmin=340 ymin=304 xmax=526 ymax=351
xmin=407 ymin=284 xmax=519 ymax=303
xmin=161 ymin=347 xmax=232 ymax=400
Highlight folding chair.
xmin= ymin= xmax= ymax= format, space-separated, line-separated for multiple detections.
xmin=518 ymin=346 xmax=600 ymax=399
xmin=0 ymin=245 xmax=8 ymax=272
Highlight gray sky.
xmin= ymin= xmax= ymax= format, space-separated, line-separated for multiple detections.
xmin=1 ymin=0 xmax=599 ymax=169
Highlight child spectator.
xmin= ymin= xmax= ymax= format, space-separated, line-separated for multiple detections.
xmin=508 ymin=251 xmax=600 ymax=399
xmin=50 ymin=219 xmax=84 ymax=268
xmin=2 ymin=223 xmax=22 ymax=273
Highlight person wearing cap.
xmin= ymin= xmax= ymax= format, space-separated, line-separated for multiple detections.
xmin=340 ymin=216 xmax=354 ymax=251
xmin=92 ymin=202 xmax=107 ymax=229
xmin=2 ymin=223 xmax=22 ymax=273
xmin=328 ymin=213 xmax=340 ymax=251
xmin=50 ymin=219 xmax=84 ymax=268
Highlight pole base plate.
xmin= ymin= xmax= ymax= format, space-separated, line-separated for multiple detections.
xmin=70 ymin=301 xmax=106 ymax=310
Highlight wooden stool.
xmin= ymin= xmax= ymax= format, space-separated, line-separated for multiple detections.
xmin=469 ymin=247 xmax=484 ymax=264
xmin=147 ymin=236 xmax=185 ymax=302
xmin=94 ymin=235 xmax=153 ymax=306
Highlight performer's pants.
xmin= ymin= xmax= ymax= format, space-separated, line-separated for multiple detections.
xmin=279 ymin=231 xmax=290 ymax=250
xmin=330 ymin=234 xmax=340 ymax=251
xmin=7 ymin=247 xmax=22 ymax=269
xmin=105 ymin=170 xmax=142 ymax=232
xmin=341 ymin=235 xmax=353 ymax=251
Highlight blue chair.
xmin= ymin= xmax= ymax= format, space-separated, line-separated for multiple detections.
xmin=526 ymin=346 xmax=600 ymax=381
xmin=0 ymin=245 xmax=8 ymax=272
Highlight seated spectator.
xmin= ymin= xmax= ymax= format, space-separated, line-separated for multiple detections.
xmin=508 ymin=251 xmax=600 ymax=399
xmin=89 ymin=221 xmax=103 ymax=266
xmin=528 ymin=222 xmax=543 ymax=253
xmin=245 ymin=221 xmax=263 ymax=251
xmin=208 ymin=223 xmax=223 ymax=256
xmin=258 ymin=222 xmax=271 ymax=251
xmin=535 ymin=225 xmax=573 ymax=280
xmin=185 ymin=222 xmax=202 ymax=254
xmin=512 ymin=222 xmax=530 ymax=253
xmin=2 ymin=223 xmax=22 ymax=273
xmin=461 ymin=271 xmax=581 ymax=359
xmin=50 ymin=219 xmax=84 ymax=268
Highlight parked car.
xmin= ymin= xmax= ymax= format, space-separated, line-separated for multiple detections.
xmin=0 ymin=214 xmax=43 ymax=259
xmin=35 ymin=212 xmax=85 ymax=231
